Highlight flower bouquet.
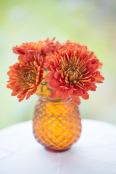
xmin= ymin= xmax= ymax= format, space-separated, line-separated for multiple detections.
xmin=7 ymin=38 xmax=104 ymax=151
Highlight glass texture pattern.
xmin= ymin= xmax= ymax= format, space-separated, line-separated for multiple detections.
xmin=33 ymin=84 xmax=81 ymax=151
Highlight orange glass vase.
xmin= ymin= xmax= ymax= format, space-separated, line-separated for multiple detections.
xmin=33 ymin=84 xmax=81 ymax=151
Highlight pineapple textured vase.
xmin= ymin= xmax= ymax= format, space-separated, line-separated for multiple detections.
xmin=33 ymin=84 xmax=81 ymax=151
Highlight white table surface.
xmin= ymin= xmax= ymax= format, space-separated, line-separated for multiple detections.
xmin=0 ymin=119 xmax=116 ymax=174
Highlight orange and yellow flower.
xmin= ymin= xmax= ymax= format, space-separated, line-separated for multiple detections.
xmin=7 ymin=52 xmax=44 ymax=102
xmin=44 ymin=41 xmax=104 ymax=105
xmin=7 ymin=39 xmax=104 ymax=104
xmin=13 ymin=38 xmax=59 ymax=57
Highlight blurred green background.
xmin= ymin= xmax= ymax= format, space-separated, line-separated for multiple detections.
xmin=0 ymin=0 xmax=116 ymax=130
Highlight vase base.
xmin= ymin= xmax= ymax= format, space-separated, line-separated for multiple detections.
xmin=45 ymin=147 xmax=70 ymax=153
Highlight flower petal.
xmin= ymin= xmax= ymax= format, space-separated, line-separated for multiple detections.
xmin=49 ymin=78 xmax=63 ymax=88
xmin=17 ymin=89 xmax=28 ymax=98
xmin=61 ymin=90 xmax=70 ymax=102
xmin=18 ymin=94 xmax=26 ymax=102
xmin=82 ymin=92 xmax=89 ymax=100
xmin=70 ymin=94 xmax=81 ymax=105
xmin=44 ymin=63 xmax=52 ymax=71
xmin=13 ymin=47 xmax=25 ymax=55
xmin=48 ymin=83 xmax=56 ymax=89
xmin=54 ymin=72 xmax=61 ymax=79
xmin=11 ymin=91 xmax=18 ymax=96
xmin=50 ymin=88 xmax=63 ymax=99
xmin=26 ymin=91 xmax=32 ymax=100
xmin=31 ymin=86 xmax=37 ymax=95
xmin=44 ymin=71 xmax=55 ymax=82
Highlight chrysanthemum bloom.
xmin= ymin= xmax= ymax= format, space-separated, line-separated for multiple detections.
xmin=44 ymin=42 xmax=104 ymax=105
xmin=13 ymin=38 xmax=60 ymax=57
xmin=6 ymin=52 xmax=44 ymax=102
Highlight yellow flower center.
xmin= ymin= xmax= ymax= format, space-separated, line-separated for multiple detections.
xmin=67 ymin=67 xmax=79 ymax=82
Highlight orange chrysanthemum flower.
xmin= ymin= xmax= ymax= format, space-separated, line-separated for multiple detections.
xmin=6 ymin=52 xmax=44 ymax=102
xmin=44 ymin=41 xmax=104 ymax=105
xmin=13 ymin=38 xmax=60 ymax=57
